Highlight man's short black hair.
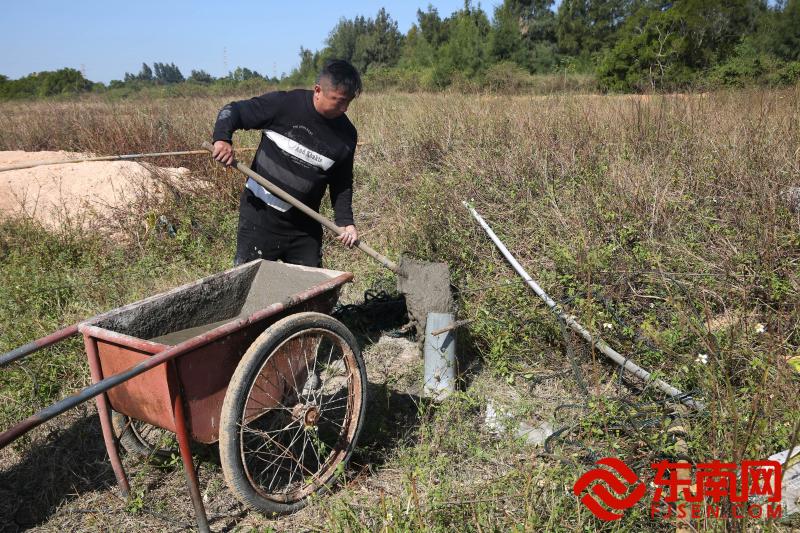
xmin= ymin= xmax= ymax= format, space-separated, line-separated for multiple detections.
xmin=317 ymin=60 xmax=362 ymax=98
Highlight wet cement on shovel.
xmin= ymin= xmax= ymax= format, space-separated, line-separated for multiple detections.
xmin=397 ymin=255 xmax=453 ymax=333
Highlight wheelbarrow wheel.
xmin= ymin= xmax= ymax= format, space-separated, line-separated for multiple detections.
xmin=219 ymin=312 xmax=366 ymax=514
xmin=111 ymin=411 xmax=178 ymax=461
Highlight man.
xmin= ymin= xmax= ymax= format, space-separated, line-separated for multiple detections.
xmin=211 ymin=59 xmax=360 ymax=267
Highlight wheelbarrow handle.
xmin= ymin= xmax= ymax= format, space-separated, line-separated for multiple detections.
xmin=0 ymin=324 xmax=80 ymax=367
xmin=201 ymin=141 xmax=403 ymax=275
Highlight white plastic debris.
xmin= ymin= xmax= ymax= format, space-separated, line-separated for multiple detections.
xmin=484 ymin=399 xmax=554 ymax=446
xmin=516 ymin=420 xmax=554 ymax=445
xmin=768 ymin=446 xmax=800 ymax=516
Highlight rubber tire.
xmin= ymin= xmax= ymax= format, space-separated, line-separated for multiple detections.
xmin=219 ymin=312 xmax=367 ymax=515
xmin=111 ymin=411 xmax=178 ymax=461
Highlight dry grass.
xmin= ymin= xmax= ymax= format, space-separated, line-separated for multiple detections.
xmin=1 ymin=87 xmax=799 ymax=531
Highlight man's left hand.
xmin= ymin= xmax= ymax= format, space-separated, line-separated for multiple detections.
xmin=337 ymin=225 xmax=358 ymax=248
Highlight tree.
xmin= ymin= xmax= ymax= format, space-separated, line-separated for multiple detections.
xmin=399 ymin=24 xmax=436 ymax=68
xmin=314 ymin=9 xmax=403 ymax=74
xmin=399 ymin=7 xmax=448 ymax=69
xmin=675 ymin=0 xmax=765 ymax=67
xmin=153 ymin=62 xmax=184 ymax=84
xmin=285 ymin=47 xmax=321 ymax=85
xmin=0 ymin=68 xmax=93 ymax=99
xmin=417 ymin=5 xmax=449 ymax=48
xmin=324 ymin=16 xmax=369 ymax=63
xmin=435 ymin=2 xmax=491 ymax=83
xmin=516 ymin=0 xmax=558 ymax=43
xmin=597 ymin=4 xmax=685 ymax=91
xmin=490 ymin=1 xmax=524 ymax=63
xmin=138 ymin=63 xmax=153 ymax=81
xmin=124 ymin=62 xmax=153 ymax=83
xmin=491 ymin=0 xmax=558 ymax=72
xmin=597 ymin=0 xmax=766 ymax=91
xmin=229 ymin=67 xmax=263 ymax=82
xmin=764 ymin=0 xmax=800 ymax=60
xmin=188 ymin=69 xmax=214 ymax=83
xmin=556 ymin=0 xmax=633 ymax=57
xmin=352 ymin=8 xmax=403 ymax=72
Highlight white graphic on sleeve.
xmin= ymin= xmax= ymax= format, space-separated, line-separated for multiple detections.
xmin=264 ymin=130 xmax=335 ymax=170
xmin=245 ymin=178 xmax=292 ymax=212
xmin=217 ymin=107 xmax=232 ymax=120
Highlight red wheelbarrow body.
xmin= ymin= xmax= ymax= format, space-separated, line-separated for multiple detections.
xmin=84 ymin=259 xmax=346 ymax=444
xmin=1 ymin=259 xmax=367 ymax=532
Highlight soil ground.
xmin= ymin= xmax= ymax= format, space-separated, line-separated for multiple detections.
xmin=0 ymin=332 xmax=426 ymax=531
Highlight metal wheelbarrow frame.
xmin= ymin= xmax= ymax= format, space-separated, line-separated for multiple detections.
xmin=0 ymin=259 xmax=367 ymax=532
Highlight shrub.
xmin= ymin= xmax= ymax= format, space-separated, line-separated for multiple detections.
xmin=482 ymin=62 xmax=532 ymax=94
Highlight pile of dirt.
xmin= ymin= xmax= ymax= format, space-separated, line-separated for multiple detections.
xmin=0 ymin=151 xmax=190 ymax=227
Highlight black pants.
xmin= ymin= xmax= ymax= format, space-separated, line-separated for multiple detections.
xmin=234 ymin=220 xmax=322 ymax=267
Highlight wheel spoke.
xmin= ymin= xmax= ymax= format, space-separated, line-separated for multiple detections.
xmin=254 ymin=423 xmax=304 ymax=491
xmin=252 ymin=421 xmax=306 ymax=490
xmin=240 ymin=420 xmax=297 ymax=439
xmin=228 ymin=319 xmax=364 ymax=507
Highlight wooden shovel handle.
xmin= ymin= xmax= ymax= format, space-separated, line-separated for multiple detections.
xmin=202 ymin=141 xmax=401 ymax=274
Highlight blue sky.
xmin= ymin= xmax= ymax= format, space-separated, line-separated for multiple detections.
xmin=0 ymin=1 xmax=505 ymax=83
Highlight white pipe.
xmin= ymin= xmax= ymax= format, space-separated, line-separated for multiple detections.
xmin=464 ymin=201 xmax=703 ymax=411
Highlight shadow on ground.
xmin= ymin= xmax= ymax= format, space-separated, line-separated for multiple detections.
xmin=0 ymin=408 xmax=116 ymax=532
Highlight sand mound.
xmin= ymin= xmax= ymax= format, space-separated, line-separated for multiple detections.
xmin=0 ymin=150 xmax=191 ymax=227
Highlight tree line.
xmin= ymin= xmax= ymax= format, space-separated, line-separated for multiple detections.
xmin=287 ymin=0 xmax=800 ymax=91
xmin=117 ymin=62 xmax=276 ymax=87
xmin=1 ymin=0 xmax=798 ymax=99
xmin=0 ymin=63 xmax=278 ymax=100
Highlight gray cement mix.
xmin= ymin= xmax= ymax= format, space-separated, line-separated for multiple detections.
xmin=238 ymin=261 xmax=330 ymax=317
xmin=149 ymin=318 xmax=239 ymax=345
xmin=396 ymin=255 xmax=453 ymax=332
xmin=95 ymin=260 xmax=333 ymax=345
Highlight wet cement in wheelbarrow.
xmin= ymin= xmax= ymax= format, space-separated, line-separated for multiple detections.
xmin=396 ymin=256 xmax=453 ymax=333
xmin=149 ymin=318 xmax=241 ymax=345
xmin=109 ymin=261 xmax=337 ymax=345
xmin=98 ymin=253 xmax=452 ymax=345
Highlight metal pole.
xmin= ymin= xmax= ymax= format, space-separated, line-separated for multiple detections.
xmin=170 ymin=362 xmax=210 ymax=533
xmin=0 ymin=147 xmax=257 ymax=173
xmin=464 ymin=202 xmax=704 ymax=411
xmin=84 ymin=335 xmax=130 ymax=497
xmin=0 ymin=324 xmax=80 ymax=367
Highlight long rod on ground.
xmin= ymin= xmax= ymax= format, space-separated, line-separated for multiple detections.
xmin=0 ymin=147 xmax=258 ymax=173
xmin=464 ymin=201 xmax=704 ymax=411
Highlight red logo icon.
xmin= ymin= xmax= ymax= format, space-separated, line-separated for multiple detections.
xmin=573 ymin=458 xmax=647 ymax=521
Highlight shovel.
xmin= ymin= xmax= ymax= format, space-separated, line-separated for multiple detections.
xmin=201 ymin=142 xmax=452 ymax=331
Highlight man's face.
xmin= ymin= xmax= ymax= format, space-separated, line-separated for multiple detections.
xmin=313 ymin=82 xmax=354 ymax=119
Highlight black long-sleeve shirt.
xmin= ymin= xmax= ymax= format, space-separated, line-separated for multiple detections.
xmin=213 ymin=89 xmax=357 ymax=237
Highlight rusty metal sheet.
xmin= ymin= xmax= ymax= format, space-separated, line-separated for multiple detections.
xmin=97 ymin=339 xmax=178 ymax=433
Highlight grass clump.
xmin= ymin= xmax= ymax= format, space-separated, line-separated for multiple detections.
xmin=1 ymin=88 xmax=799 ymax=530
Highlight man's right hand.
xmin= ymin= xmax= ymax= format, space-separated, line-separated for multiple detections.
xmin=212 ymin=140 xmax=235 ymax=166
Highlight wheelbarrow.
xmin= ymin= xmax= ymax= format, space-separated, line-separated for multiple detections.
xmin=0 ymin=259 xmax=367 ymax=532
